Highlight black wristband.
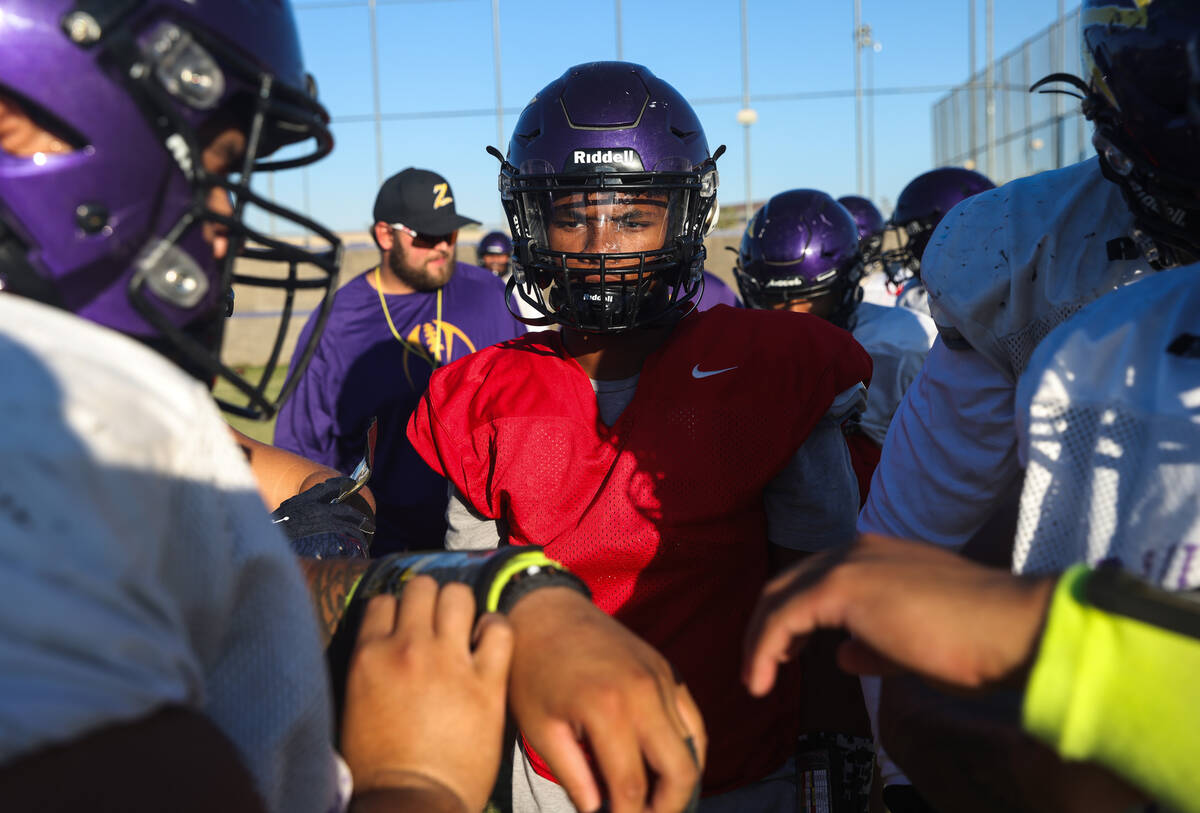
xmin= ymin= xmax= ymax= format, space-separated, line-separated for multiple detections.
xmin=496 ymin=565 xmax=591 ymax=614
xmin=325 ymin=547 xmax=590 ymax=741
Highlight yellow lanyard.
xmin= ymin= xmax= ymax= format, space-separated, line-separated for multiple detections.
xmin=374 ymin=266 xmax=444 ymax=365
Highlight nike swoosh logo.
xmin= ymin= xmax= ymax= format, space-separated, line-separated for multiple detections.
xmin=691 ymin=364 xmax=738 ymax=379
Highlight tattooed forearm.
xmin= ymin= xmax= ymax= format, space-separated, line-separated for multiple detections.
xmin=298 ymin=557 xmax=371 ymax=644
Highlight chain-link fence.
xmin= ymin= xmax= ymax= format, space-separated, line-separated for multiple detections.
xmin=933 ymin=7 xmax=1090 ymax=185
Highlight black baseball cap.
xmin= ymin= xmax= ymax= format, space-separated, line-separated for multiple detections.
xmin=372 ymin=167 xmax=480 ymax=234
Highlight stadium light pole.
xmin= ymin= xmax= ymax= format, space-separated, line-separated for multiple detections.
xmin=367 ymin=0 xmax=384 ymax=186
xmin=738 ymin=0 xmax=755 ymax=225
xmin=853 ymin=0 xmax=863 ymax=195
xmin=615 ymin=0 xmax=623 ymax=60
xmin=491 ymin=0 xmax=504 ymax=152
xmin=985 ymin=0 xmax=995 ymax=179
xmin=868 ymin=38 xmax=881 ymax=202
xmin=968 ymin=0 xmax=976 ymax=169
xmin=1054 ymin=0 xmax=1065 ymax=168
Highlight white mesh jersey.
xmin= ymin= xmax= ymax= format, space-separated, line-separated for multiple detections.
xmin=861 ymin=158 xmax=1158 ymax=548
xmin=923 ymin=157 xmax=1152 ymax=382
xmin=860 ymin=158 xmax=1159 ymax=795
xmin=849 ymin=302 xmax=937 ymax=445
xmin=858 ymin=271 xmax=898 ymax=308
xmin=0 ymin=297 xmax=335 ymax=812
xmin=1014 ymin=268 xmax=1200 ymax=588
xmin=894 ymin=279 xmax=931 ymax=317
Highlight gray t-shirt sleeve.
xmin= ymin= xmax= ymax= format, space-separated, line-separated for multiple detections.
xmin=764 ymin=385 xmax=864 ymax=552
xmin=444 ymin=484 xmax=505 ymax=550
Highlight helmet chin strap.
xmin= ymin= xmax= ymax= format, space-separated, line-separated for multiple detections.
xmin=502 ymin=274 xmax=556 ymax=327
xmin=0 ymin=221 xmax=66 ymax=309
xmin=559 ymin=280 xmax=663 ymax=333
xmin=1097 ymin=150 xmax=1199 ymax=271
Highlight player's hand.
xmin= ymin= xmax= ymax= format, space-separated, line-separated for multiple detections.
xmin=742 ymin=534 xmax=1055 ymax=696
xmin=340 ymin=577 xmax=513 ymax=813
xmin=271 ymin=477 xmax=375 ymax=558
xmin=506 ymin=587 xmax=705 ymax=813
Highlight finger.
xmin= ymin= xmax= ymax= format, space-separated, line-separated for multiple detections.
xmin=356 ymin=594 xmax=399 ymax=643
xmin=433 ymin=581 xmax=477 ymax=643
xmin=673 ymin=683 xmax=707 ymax=772
xmin=743 ymin=594 xmax=817 ymax=696
xmin=582 ymin=707 xmax=647 ymax=813
xmin=528 ymin=724 xmax=602 ymax=813
xmin=756 ymin=550 xmax=834 ymax=601
xmin=637 ymin=702 xmax=700 ymax=813
xmin=472 ymin=613 xmax=515 ymax=683
xmin=396 ymin=574 xmax=438 ymax=639
xmin=740 ymin=577 xmax=812 ymax=689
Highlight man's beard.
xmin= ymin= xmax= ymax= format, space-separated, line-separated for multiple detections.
xmin=388 ymin=247 xmax=455 ymax=291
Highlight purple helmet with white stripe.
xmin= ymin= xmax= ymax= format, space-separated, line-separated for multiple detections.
xmin=837 ymin=195 xmax=885 ymax=243
xmin=734 ymin=189 xmax=864 ymax=327
xmin=837 ymin=194 xmax=886 ymax=271
xmin=476 ymin=230 xmax=512 ymax=276
xmin=477 ymin=231 xmax=513 ymax=261
xmin=881 ymin=167 xmax=994 ymax=280
xmin=0 ymin=0 xmax=341 ymax=418
xmin=491 ymin=61 xmax=722 ymax=332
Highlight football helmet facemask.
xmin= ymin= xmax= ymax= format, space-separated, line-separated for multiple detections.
xmin=491 ymin=62 xmax=722 ymax=333
xmin=1032 ymin=0 xmax=1200 ymax=269
xmin=880 ymin=167 xmax=995 ymax=282
xmin=0 ymin=0 xmax=341 ymax=419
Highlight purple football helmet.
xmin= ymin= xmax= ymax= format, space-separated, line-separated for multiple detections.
xmin=1032 ymin=0 xmax=1200 ymax=268
xmin=490 ymin=62 xmax=722 ymax=332
xmin=837 ymin=194 xmax=886 ymax=271
xmin=477 ymin=230 xmax=513 ymax=262
xmin=881 ymin=167 xmax=995 ymax=280
xmin=734 ymin=190 xmax=864 ymax=327
xmin=0 ymin=0 xmax=342 ymax=419
xmin=837 ymin=195 xmax=885 ymax=243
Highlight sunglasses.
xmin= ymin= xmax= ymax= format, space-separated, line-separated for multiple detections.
xmin=392 ymin=222 xmax=457 ymax=249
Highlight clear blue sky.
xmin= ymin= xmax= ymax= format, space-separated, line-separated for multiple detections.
xmin=267 ymin=0 xmax=1076 ymax=237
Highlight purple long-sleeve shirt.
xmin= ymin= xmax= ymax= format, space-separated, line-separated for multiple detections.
xmin=276 ymin=262 xmax=522 ymax=553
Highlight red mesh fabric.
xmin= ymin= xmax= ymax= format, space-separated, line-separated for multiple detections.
xmin=845 ymin=430 xmax=882 ymax=508
xmin=408 ymin=305 xmax=873 ymax=794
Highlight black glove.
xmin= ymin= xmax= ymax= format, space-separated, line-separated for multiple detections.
xmin=270 ymin=477 xmax=375 ymax=559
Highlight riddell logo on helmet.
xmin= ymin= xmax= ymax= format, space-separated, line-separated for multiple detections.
xmin=568 ymin=148 xmax=644 ymax=170
xmin=1128 ymin=179 xmax=1186 ymax=226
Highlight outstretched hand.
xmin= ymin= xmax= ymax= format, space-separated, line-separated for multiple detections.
xmin=507 ymin=588 xmax=705 ymax=813
xmin=341 ymin=577 xmax=513 ymax=813
xmin=742 ymin=534 xmax=1055 ymax=697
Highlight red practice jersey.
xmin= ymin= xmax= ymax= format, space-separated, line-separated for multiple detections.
xmin=845 ymin=430 xmax=882 ymax=508
xmin=408 ymin=305 xmax=872 ymax=794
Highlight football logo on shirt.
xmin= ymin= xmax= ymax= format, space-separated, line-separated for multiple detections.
xmin=399 ymin=320 xmax=477 ymax=386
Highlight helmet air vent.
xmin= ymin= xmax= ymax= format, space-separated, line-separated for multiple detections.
xmin=135 ymin=239 xmax=210 ymax=309
xmin=144 ymin=23 xmax=226 ymax=110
